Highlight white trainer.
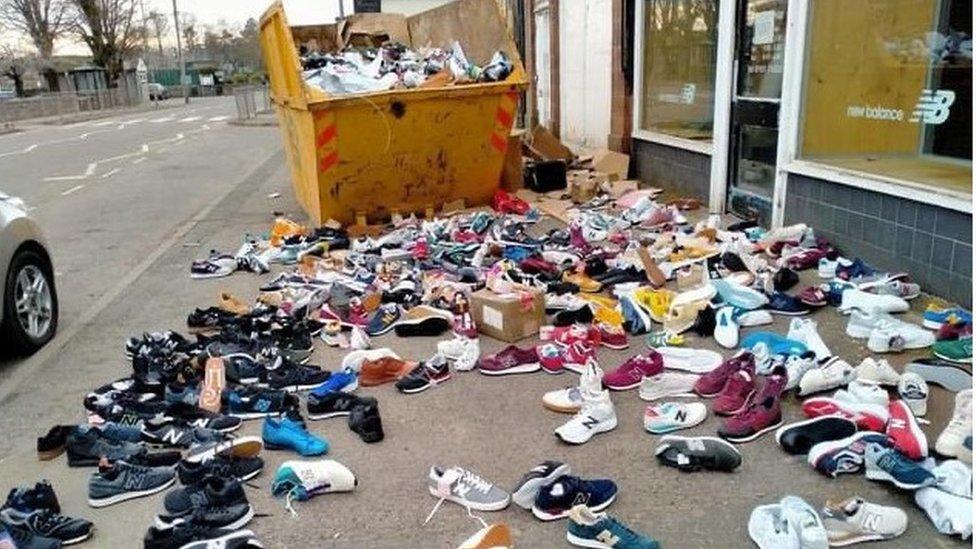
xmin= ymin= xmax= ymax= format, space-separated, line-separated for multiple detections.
xmin=799 ymin=357 xmax=856 ymax=396
xmin=897 ymin=373 xmax=928 ymax=416
xmin=836 ymin=379 xmax=890 ymax=407
xmin=542 ymin=360 xmax=604 ymax=414
xmin=787 ymin=318 xmax=832 ymax=360
xmin=936 ymin=389 xmax=973 ymax=458
xmin=854 ymin=358 xmax=901 ymax=386
xmin=867 ymin=324 xmax=935 ymax=353
xmin=638 ymin=372 xmax=700 ymax=401
xmin=838 ymin=288 xmax=909 ymax=315
xmin=554 ymin=391 xmax=617 ymax=444
xmin=820 ymin=497 xmax=907 ymax=546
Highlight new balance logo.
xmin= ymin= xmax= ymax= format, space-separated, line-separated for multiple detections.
xmin=581 ymin=416 xmax=600 ymax=429
xmin=571 ymin=492 xmax=590 ymax=506
xmin=158 ymin=429 xmax=185 ymax=445
xmin=861 ymin=512 xmax=881 ymax=532
xmin=889 ymin=418 xmax=907 ymax=430
xmin=596 ymin=530 xmax=621 ymax=546
xmin=910 ymin=89 xmax=955 ymax=124
xmin=674 ymin=410 xmax=687 ymax=423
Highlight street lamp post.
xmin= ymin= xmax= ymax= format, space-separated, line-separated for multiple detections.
xmin=172 ymin=0 xmax=189 ymax=104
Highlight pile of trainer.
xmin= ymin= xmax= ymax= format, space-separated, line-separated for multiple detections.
xmin=6 ymin=184 xmax=972 ymax=548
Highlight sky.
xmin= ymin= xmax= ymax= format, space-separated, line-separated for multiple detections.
xmin=9 ymin=0 xmax=352 ymax=56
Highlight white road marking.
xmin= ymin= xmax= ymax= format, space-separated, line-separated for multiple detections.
xmin=44 ymin=162 xmax=97 ymax=181
xmin=180 ymin=116 xmax=201 ymax=122
xmin=132 ymin=157 xmax=146 ymax=164
xmin=149 ymin=117 xmax=173 ymax=123
xmin=207 ymin=115 xmax=229 ymax=122
xmin=101 ymin=168 xmax=121 ymax=179
xmin=60 ymin=184 xmax=85 ymax=195
xmin=92 ymin=120 xmax=118 ymax=127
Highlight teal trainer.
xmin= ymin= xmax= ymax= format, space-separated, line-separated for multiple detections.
xmin=933 ymin=338 xmax=973 ymax=364
xmin=566 ymin=504 xmax=659 ymax=549
xmin=262 ymin=416 xmax=328 ymax=456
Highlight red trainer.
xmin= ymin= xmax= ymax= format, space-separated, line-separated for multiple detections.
xmin=712 ymin=369 xmax=756 ymax=416
xmin=537 ymin=342 xmax=596 ymax=375
xmin=694 ymin=350 xmax=754 ymax=398
xmin=597 ymin=324 xmax=629 ymax=350
xmin=492 ymin=190 xmax=530 ymax=215
xmin=886 ymin=400 xmax=928 ymax=460
xmin=477 ymin=345 xmax=540 ymax=376
xmin=603 ymin=352 xmax=663 ymax=391
xmin=801 ymin=397 xmax=889 ymax=432
xmin=718 ymin=366 xmax=787 ymax=443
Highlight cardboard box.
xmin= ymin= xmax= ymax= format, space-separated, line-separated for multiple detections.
xmin=591 ymin=149 xmax=630 ymax=181
xmin=500 ymin=129 xmax=526 ymax=191
xmin=527 ymin=126 xmax=575 ymax=161
xmin=469 ymin=288 xmax=545 ymax=342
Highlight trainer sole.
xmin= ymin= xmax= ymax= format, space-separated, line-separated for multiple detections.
xmin=567 ymin=531 xmax=615 ymax=548
xmin=865 ymin=467 xmax=932 ymax=490
xmin=478 ymin=363 xmax=541 ymax=376
xmin=306 ymin=411 xmax=353 ymax=420
xmin=933 ymin=350 xmax=972 ymax=364
xmin=904 ymin=361 xmax=973 ymax=392
xmin=425 ymin=486 xmax=510 ymax=512
xmin=512 ymin=463 xmax=571 ymax=510
xmin=555 ymin=417 xmax=617 ymax=445
xmin=720 ymin=418 xmax=783 ymax=443
xmin=88 ymin=476 xmax=175 ymax=508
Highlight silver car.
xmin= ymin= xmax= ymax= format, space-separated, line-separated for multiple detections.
xmin=0 ymin=191 xmax=58 ymax=355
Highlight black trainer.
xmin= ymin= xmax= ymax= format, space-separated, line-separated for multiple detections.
xmin=553 ymin=304 xmax=595 ymax=327
xmin=143 ymin=524 xmax=262 ymax=549
xmin=264 ymin=360 xmax=331 ymax=392
xmin=88 ymin=461 xmax=177 ymax=508
xmin=153 ymin=502 xmax=253 ymax=531
xmin=140 ymin=419 xmax=222 ymax=449
xmin=4 ymin=481 xmax=60 ymax=514
xmin=0 ymin=508 xmax=93 ymax=545
xmin=306 ymin=393 xmax=376 ymax=420
xmin=775 ymin=416 xmax=858 ymax=456
xmin=163 ymin=476 xmax=247 ymax=515
xmin=349 ymin=401 xmax=384 ymax=443
xmin=186 ymin=307 xmax=238 ymax=332
xmin=1 ymin=523 xmax=61 ymax=549
xmin=395 ymin=356 xmax=452 ymax=394
xmin=37 ymin=425 xmax=74 ymax=461
xmin=654 ymin=435 xmax=742 ymax=472
xmin=66 ymin=429 xmax=180 ymax=468
xmin=163 ymin=402 xmax=243 ymax=433
xmin=176 ymin=456 xmax=264 ymax=485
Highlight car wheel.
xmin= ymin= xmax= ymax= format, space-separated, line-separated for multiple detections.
xmin=2 ymin=249 xmax=58 ymax=355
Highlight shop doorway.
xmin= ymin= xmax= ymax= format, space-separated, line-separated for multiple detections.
xmin=725 ymin=0 xmax=788 ymax=227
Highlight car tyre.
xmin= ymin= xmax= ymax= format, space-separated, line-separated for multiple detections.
xmin=2 ymin=249 xmax=58 ymax=356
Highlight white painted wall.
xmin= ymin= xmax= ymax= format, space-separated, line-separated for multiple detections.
xmin=558 ymin=0 xmax=612 ymax=149
xmin=534 ymin=2 xmax=552 ymax=129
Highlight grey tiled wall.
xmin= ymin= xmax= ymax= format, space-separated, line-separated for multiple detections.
xmin=632 ymin=139 xmax=711 ymax=201
xmin=784 ymin=174 xmax=973 ymax=307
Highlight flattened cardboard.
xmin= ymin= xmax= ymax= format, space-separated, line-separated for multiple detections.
xmin=637 ymin=246 xmax=668 ymax=287
xmin=591 ymin=149 xmax=630 ymax=181
xmin=529 ymin=126 xmax=575 ymax=161
xmin=469 ymin=289 xmax=544 ymax=342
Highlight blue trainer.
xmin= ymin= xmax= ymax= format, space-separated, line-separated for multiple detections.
xmin=864 ymin=443 xmax=936 ymax=490
xmin=741 ymin=331 xmax=808 ymax=356
xmin=533 ymin=475 xmax=618 ymax=521
xmin=262 ymin=417 xmax=328 ymax=456
xmin=922 ymin=305 xmax=972 ymax=330
xmin=567 ymin=504 xmax=659 ymax=548
xmin=310 ymin=370 xmax=358 ymax=398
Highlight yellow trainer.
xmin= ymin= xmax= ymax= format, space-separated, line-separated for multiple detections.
xmin=633 ymin=288 xmax=674 ymax=324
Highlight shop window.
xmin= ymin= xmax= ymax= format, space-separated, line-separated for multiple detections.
xmin=799 ymin=0 xmax=972 ymax=194
xmin=638 ymin=0 xmax=719 ymax=141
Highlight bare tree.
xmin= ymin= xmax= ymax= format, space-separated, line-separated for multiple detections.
xmin=147 ymin=9 xmax=167 ymax=58
xmin=0 ymin=45 xmax=31 ymax=96
xmin=69 ymin=0 xmax=143 ymax=86
xmin=0 ymin=0 xmax=71 ymax=59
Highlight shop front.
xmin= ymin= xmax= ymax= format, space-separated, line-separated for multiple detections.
xmin=631 ymin=0 xmax=972 ymax=305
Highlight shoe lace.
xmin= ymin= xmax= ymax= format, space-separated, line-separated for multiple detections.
xmin=33 ymin=511 xmax=72 ymax=530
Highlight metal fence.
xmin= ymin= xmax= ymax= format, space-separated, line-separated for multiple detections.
xmin=0 ymin=87 xmax=144 ymax=124
xmin=232 ymin=85 xmax=271 ymax=120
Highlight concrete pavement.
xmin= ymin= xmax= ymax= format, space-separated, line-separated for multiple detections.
xmin=0 ymin=100 xmax=969 ymax=547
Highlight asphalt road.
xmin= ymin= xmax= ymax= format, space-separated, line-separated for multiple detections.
xmin=0 ymin=98 xmax=969 ymax=548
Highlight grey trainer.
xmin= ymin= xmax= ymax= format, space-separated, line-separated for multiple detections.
xmin=88 ymin=461 xmax=176 ymax=508
xmin=425 ymin=466 xmax=510 ymax=516
xmin=821 ymin=497 xmax=907 ymax=545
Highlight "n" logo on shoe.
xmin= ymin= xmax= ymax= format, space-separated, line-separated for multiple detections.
xmin=596 ymin=530 xmax=621 ymax=546
xmin=581 ymin=416 xmax=600 ymax=429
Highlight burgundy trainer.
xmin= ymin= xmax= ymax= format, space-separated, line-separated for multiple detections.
xmin=477 ymin=345 xmax=540 ymax=376
xmin=712 ymin=369 xmax=756 ymax=416
xmin=694 ymin=350 xmax=754 ymax=397
xmin=718 ymin=366 xmax=787 ymax=443
xmin=603 ymin=352 xmax=663 ymax=391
